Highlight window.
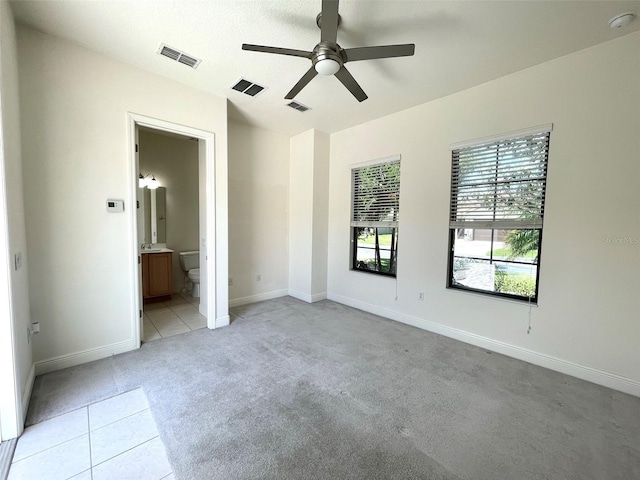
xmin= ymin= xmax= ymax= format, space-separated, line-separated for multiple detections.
xmin=351 ymin=157 xmax=401 ymax=276
xmin=447 ymin=126 xmax=551 ymax=302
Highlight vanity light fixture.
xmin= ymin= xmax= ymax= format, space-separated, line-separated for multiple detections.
xmin=147 ymin=175 xmax=159 ymax=189
xmin=138 ymin=173 xmax=160 ymax=189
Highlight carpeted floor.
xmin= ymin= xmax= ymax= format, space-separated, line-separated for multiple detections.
xmin=26 ymin=297 xmax=640 ymax=480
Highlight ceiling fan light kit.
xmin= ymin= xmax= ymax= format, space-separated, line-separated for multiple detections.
xmin=315 ymin=58 xmax=340 ymax=75
xmin=242 ymin=0 xmax=415 ymax=102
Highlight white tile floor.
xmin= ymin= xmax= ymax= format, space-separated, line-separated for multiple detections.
xmin=9 ymin=389 xmax=173 ymax=480
xmin=143 ymin=293 xmax=206 ymax=343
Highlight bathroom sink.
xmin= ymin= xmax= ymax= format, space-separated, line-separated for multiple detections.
xmin=140 ymin=247 xmax=174 ymax=253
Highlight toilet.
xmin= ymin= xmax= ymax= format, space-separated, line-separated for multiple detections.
xmin=179 ymin=251 xmax=200 ymax=298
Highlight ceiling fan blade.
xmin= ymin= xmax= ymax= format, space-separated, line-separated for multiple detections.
xmin=242 ymin=44 xmax=313 ymax=59
xmin=343 ymin=44 xmax=415 ymax=62
xmin=285 ymin=67 xmax=319 ymax=99
xmin=320 ymin=0 xmax=340 ymax=44
xmin=334 ymin=66 xmax=368 ymax=102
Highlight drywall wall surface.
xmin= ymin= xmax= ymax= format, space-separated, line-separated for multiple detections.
xmin=0 ymin=0 xmax=32 ymax=436
xmin=311 ymin=129 xmax=329 ymax=297
xmin=138 ymin=129 xmax=199 ymax=293
xmin=328 ymin=32 xmax=640 ymax=389
xmin=228 ymin=120 xmax=289 ymax=304
xmin=18 ymin=26 xmax=228 ymax=364
xmin=288 ymin=129 xmax=315 ymax=299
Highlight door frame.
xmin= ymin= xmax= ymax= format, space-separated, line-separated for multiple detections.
xmin=127 ymin=112 xmax=228 ymax=347
xmin=0 ymin=130 xmax=21 ymax=441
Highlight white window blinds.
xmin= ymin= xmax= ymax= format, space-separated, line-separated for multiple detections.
xmin=450 ymin=130 xmax=550 ymax=230
xmin=351 ymin=158 xmax=401 ymax=228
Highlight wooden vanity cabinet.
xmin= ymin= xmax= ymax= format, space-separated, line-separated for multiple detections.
xmin=142 ymin=251 xmax=173 ymax=301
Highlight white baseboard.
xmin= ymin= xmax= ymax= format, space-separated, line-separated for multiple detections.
xmin=34 ymin=339 xmax=136 ymax=376
xmin=311 ymin=292 xmax=327 ymax=303
xmin=328 ymin=292 xmax=640 ymax=397
xmin=214 ymin=315 xmax=230 ymax=328
xmin=21 ymin=363 xmax=35 ymax=422
xmin=229 ymin=289 xmax=289 ymax=308
xmin=288 ymin=290 xmax=327 ymax=304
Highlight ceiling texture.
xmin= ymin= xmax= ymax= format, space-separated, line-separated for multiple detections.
xmin=10 ymin=0 xmax=640 ymax=136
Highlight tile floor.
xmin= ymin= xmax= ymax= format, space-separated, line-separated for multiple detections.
xmin=143 ymin=292 xmax=206 ymax=343
xmin=8 ymin=388 xmax=174 ymax=480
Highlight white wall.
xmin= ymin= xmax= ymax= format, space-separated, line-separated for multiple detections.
xmin=228 ymin=120 xmax=289 ymax=306
xmin=288 ymin=129 xmax=330 ymax=303
xmin=311 ymin=130 xmax=329 ymax=297
xmin=18 ymin=26 xmax=228 ymax=370
xmin=289 ymin=130 xmax=314 ymax=299
xmin=0 ymin=0 xmax=32 ymax=438
xmin=139 ymin=130 xmax=199 ymax=293
xmin=327 ymin=32 xmax=640 ymax=395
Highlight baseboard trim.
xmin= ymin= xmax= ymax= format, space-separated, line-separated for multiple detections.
xmin=214 ymin=315 xmax=230 ymax=328
xmin=288 ymin=290 xmax=327 ymax=304
xmin=21 ymin=363 xmax=35 ymax=422
xmin=327 ymin=292 xmax=640 ymax=397
xmin=34 ymin=339 xmax=136 ymax=376
xmin=310 ymin=292 xmax=327 ymax=303
xmin=229 ymin=289 xmax=289 ymax=308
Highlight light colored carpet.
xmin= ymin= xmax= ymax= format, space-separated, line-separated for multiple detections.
xmin=25 ymin=297 xmax=640 ymax=479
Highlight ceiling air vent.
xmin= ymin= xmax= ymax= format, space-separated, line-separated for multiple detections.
xmin=158 ymin=44 xmax=201 ymax=69
xmin=231 ymin=78 xmax=266 ymax=97
xmin=286 ymin=101 xmax=310 ymax=112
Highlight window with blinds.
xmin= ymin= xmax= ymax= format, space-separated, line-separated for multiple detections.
xmin=351 ymin=157 xmax=401 ymax=276
xmin=447 ymin=127 xmax=551 ymax=302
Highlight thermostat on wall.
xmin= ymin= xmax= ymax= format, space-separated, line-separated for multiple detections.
xmin=106 ymin=199 xmax=124 ymax=212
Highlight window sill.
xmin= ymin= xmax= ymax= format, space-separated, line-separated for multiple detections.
xmin=350 ymin=268 xmax=397 ymax=279
xmin=446 ymin=284 xmax=538 ymax=307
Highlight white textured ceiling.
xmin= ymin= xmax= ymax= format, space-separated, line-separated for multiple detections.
xmin=10 ymin=0 xmax=640 ymax=136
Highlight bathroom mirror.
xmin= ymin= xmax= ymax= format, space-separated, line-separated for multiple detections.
xmin=141 ymin=187 xmax=166 ymax=244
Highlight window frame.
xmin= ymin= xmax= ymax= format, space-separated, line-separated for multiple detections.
xmin=350 ymin=155 xmax=401 ymax=277
xmin=447 ymin=125 xmax=552 ymax=303
xmin=351 ymin=226 xmax=399 ymax=278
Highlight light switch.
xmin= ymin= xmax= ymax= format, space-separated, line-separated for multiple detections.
xmin=14 ymin=252 xmax=22 ymax=271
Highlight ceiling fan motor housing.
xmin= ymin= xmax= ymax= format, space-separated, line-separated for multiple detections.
xmin=312 ymin=41 xmax=344 ymax=74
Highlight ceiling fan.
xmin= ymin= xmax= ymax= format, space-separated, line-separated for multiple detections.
xmin=242 ymin=0 xmax=415 ymax=102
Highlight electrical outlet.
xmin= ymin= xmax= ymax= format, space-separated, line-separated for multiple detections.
xmin=256 ymin=273 xmax=261 ymax=282
xmin=418 ymin=292 xmax=424 ymax=301
xmin=229 ymin=277 xmax=233 ymax=286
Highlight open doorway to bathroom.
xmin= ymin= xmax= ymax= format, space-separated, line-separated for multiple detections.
xmin=128 ymin=112 xmax=226 ymax=348
xmin=136 ymin=126 xmax=207 ymax=342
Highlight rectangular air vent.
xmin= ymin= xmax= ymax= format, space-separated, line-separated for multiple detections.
xmin=231 ymin=78 xmax=266 ymax=97
xmin=158 ymin=44 xmax=201 ymax=69
xmin=286 ymin=101 xmax=310 ymax=112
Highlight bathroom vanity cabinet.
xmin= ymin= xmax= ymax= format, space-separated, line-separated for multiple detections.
xmin=142 ymin=251 xmax=173 ymax=301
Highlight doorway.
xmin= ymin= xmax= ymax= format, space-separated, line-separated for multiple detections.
xmin=137 ymin=126 xmax=205 ymax=341
xmin=127 ymin=113 xmax=228 ymax=348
